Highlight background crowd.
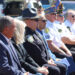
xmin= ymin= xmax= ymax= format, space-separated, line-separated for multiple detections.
xmin=0 ymin=0 xmax=75 ymax=75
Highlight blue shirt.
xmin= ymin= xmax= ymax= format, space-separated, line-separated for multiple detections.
xmin=37 ymin=29 xmax=56 ymax=61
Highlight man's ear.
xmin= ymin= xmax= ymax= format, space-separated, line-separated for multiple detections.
xmin=2 ymin=26 xmax=8 ymax=34
xmin=45 ymin=14 xmax=48 ymax=18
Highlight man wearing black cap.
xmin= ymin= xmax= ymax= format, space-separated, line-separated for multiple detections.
xmin=0 ymin=16 xmax=30 ymax=75
xmin=22 ymin=8 xmax=67 ymax=75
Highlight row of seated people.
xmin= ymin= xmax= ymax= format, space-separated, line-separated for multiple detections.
xmin=0 ymin=16 xmax=49 ymax=75
xmin=43 ymin=8 xmax=75 ymax=60
xmin=14 ymin=8 xmax=75 ymax=75
xmin=11 ymin=8 xmax=67 ymax=75
xmin=0 ymin=8 xmax=75 ymax=75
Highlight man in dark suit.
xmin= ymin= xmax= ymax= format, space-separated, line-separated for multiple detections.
xmin=0 ymin=16 xmax=29 ymax=75
xmin=22 ymin=8 xmax=67 ymax=75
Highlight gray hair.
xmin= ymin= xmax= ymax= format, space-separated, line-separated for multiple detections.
xmin=0 ymin=16 xmax=14 ymax=32
xmin=13 ymin=19 xmax=26 ymax=44
xmin=65 ymin=9 xmax=75 ymax=18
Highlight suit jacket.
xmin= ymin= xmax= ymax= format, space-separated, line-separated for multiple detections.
xmin=0 ymin=33 xmax=25 ymax=75
xmin=11 ymin=38 xmax=40 ymax=74
xmin=24 ymin=27 xmax=50 ymax=66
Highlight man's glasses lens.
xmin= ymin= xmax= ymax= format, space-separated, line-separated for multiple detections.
xmin=52 ymin=13 xmax=56 ymax=15
xmin=31 ymin=19 xmax=39 ymax=22
xmin=31 ymin=19 xmax=47 ymax=22
xmin=42 ymin=20 xmax=47 ymax=22
xmin=35 ymin=19 xmax=39 ymax=22
xmin=72 ymin=15 xmax=75 ymax=18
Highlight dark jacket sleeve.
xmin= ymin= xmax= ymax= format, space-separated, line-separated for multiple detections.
xmin=12 ymin=42 xmax=40 ymax=74
xmin=0 ymin=43 xmax=24 ymax=75
xmin=16 ymin=49 xmax=39 ymax=74
xmin=24 ymin=41 xmax=48 ymax=66
xmin=26 ymin=54 xmax=40 ymax=67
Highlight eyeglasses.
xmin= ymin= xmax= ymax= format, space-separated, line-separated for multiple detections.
xmin=34 ymin=19 xmax=40 ymax=22
xmin=31 ymin=19 xmax=47 ymax=22
xmin=58 ymin=14 xmax=64 ymax=17
xmin=51 ymin=13 xmax=57 ymax=15
xmin=37 ymin=19 xmax=47 ymax=22
xmin=23 ymin=18 xmax=39 ymax=22
xmin=29 ymin=19 xmax=39 ymax=22
xmin=24 ymin=18 xmax=47 ymax=22
xmin=42 ymin=20 xmax=47 ymax=22
xmin=72 ymin=15 xmax=75 ymax=18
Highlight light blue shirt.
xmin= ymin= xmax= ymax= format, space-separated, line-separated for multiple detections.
xmin=37 ymin=29 xmax=56 ymax=61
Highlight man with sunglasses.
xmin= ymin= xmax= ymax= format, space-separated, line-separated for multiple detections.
xmin=63 ymin=10 xmax=75 ymax=50
xmin=64 ymin=9 xmax=75 ymax=35
xmin=21 ymin=8 xmax=49 ymax=75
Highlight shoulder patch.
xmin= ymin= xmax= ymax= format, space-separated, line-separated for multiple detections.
xmin=44 ymin=28 xmax=49 ymax=33
xmin=26 ymin=35 xmax=34 ymax=43
xmin=58 ymin=29 xmax=62 ymax=33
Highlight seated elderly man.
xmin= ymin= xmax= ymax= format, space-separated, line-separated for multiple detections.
xmin=63 ymin=9 xmax=75 ymax=51
xmin=53 ymin=12 xmax=75 ymax=61
xmin=43 ymin=7 xmax=72 ymax=59
xmin=22 ymin=8 xmax=67 ymax=75
xmin=0 ymin=16 xmax=30 ymax=75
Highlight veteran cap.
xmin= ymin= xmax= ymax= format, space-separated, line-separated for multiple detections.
xmin=44 ymin=7 xmax=57 ymax=14
xmin=49 ymin=0 xmax=61 ymax=9
xmin=45 ymin=0 xmax=63 ymax=14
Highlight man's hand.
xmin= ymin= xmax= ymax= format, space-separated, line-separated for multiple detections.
xmin=56 ymin=58 xmax=61 ymax=61
xmin=66 ymin=50 xmax=72 ymax=56
xmin=24 ymin=72 xmax=29 ymax=75
xmin=48 ymin=59 xmax=56 ymax=66
xmin=37 ymin=67 xmax=49 ymax=75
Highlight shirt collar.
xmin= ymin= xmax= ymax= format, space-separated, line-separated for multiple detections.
xmin=36 ymin=29 xmax=43 ymax=35
xmin=54 ymin=20 xmax=60 ymax=24
xmin=0 ymin=32 xmax=10 ymax=44
xmin=66 ymin=20 xmax=72 ymax=25
xmin=46 ymin=20 xmax=53 ymax=27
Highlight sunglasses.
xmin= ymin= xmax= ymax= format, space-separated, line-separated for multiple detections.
xmin=72 ymin=15 xmax=75 ymax=18
xmin=24 ymin=18 xmax=47 ymax=22
xmin=33 ymin=19 xmax=40 ymax=22
xmin=31 ymin=19 xmax=47 ymax=22
xmin=51 ymin=13 xmax=57 ymax=15
xmin=23 ymin=18 xmax=39 ymax=22
xmin=27 ymin=19 xmax=39 ymax=22
xmin=42 ymin=20 xmax=47 ymax=22
xmin=58 ymin=14 xmax=64 ymax=17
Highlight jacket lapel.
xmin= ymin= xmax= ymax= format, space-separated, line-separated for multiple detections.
xmin=8 ymin=42 xmax=21 ymax=66
xmin=0 ymin=33 xmax=21 ymax=68
xmin=35 ymin=31 xmax=51 ymax=59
